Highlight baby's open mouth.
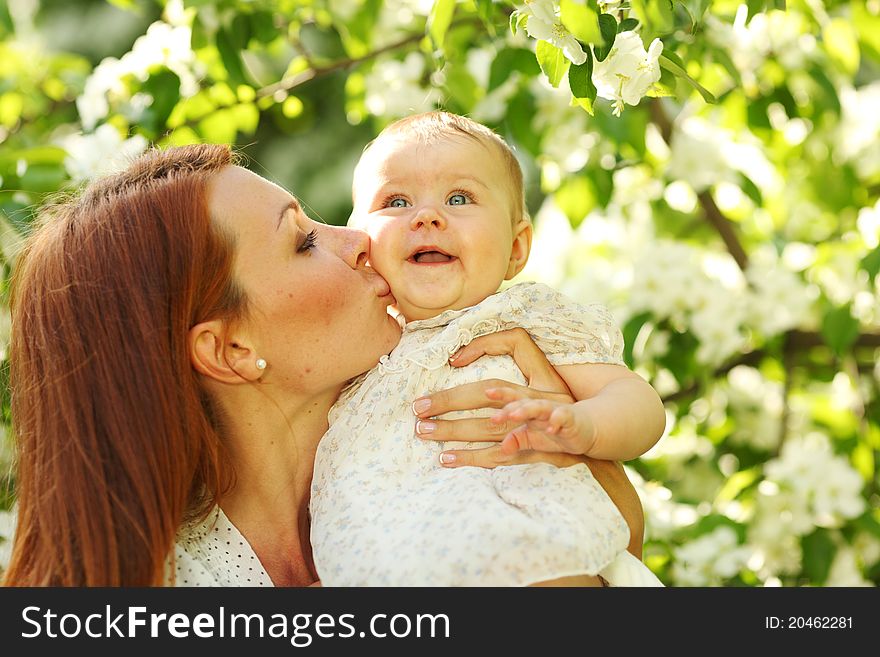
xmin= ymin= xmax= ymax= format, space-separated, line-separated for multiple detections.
xmin=409 ymin=248 xmax=456 ymax=264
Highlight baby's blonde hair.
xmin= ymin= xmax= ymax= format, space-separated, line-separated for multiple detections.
xmin=353 ymin=111 xmax=528 ymax=226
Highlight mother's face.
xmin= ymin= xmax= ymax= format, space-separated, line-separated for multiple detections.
xmin=208 ymin=166 xmax=401 ymax=395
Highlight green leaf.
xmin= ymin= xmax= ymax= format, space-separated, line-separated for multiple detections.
xmin=560 ymin=0 xmax=601 ymax=44
xmin=0 ymin=1 xmax=14 ymax=37
xmin=536 ymin=40 xmax=570 ymax=88
xmin=336 ymin=0 xmax=382 ymax=58
xmin=568 ymin=50 xmax=596 ymax=101
xmin=19 ymin=163 xmax=67 ymax=193
xmin=216 ymin=27 xmax=249 ymax=87
xmin=191 ymin=14 xmax=209 ymax=50
xmin=659 ymin=54 xmax=717 ymax=103
xmin=860 ymin=246 xmax=880 ymax=283
xmin=510 ymin=11 xmax=529 ymax=36
xmin=737 ymin=173 xmax=763 ymax=207
xmin=141 ymin=69 xmax=181 ymax=136
xmin=824 ymin=18 xmax=860 ymax=75
xmin=199 ymin=109 xmax=238 ymax=144
xmin=801 ymin=529 xmax=835 ymax=584
xmin=505 ymin=89 xmax=541 ymax=156
xmin=820 ymin=304 xmax=860 ymax=357
xmin=746 ymin=0 xmax=765 ymax=22
xmin=489 ymin=48 xmax=540 ymax=91
xmin=594 ymin=14 xmax=618 ymax=62
xmin=250 ymin=10 xmax=278 ymax=44
xmin=619 ymin=18 xmax=639 ymax=32
xmin=555 ymin=176 xmax=596 ymax=229
xmin=853 ymin=2 xmax=880 ymax=62
xmin=444 ymin=64 xmax=479 ymax=113
xmin=680 ymin=0 xmax=712 ymax=30
xmin=428 ymin=0 xmax=456 ymax=50
xmin=630 ymin=0 xmax=674 ymax=38
xmin=715 ymin=468 xmax=761 ymax=504
xmin=622 ymin=312 xmax=652 ymax=369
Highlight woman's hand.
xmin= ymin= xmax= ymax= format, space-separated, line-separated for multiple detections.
xmin=413 ymin=327 xmax=590 ymax=464
xmin=412 ymin=327 xmax=645 ymax=558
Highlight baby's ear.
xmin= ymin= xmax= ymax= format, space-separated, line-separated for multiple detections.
xmin=505 ymin=220 xmax=533 ymax=279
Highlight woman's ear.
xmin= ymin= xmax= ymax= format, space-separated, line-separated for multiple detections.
xmin=188 ymin=321 xmax=264 ymax=384
xmin=505 ymin=220 xmax=533 ymax=280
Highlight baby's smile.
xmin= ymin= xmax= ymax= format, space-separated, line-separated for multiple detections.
xmin=408 ymin=245 xmax=457 ymax=265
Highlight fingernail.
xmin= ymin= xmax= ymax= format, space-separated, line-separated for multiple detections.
xmin=412 ymin=398 xmax=432 ymax=415
xmin=449 ymin=350 xmax=460 ymax=361
xmin=416 ymin=420 xmax=436 ymax=434
xmin=439 ymin=453 xmax=456 ymax=465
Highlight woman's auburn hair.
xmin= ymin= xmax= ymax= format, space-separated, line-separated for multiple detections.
xmin=3 ymin=144 xmax=246 ymax=586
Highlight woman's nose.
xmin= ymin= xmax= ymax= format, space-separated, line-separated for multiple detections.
xmin=410 ymin=206 xmax=446 ymax=231
xmin=331 ymin=224 xmax=370 ymax=269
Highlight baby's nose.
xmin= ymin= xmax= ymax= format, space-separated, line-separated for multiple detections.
xmin=410 ymin=206 xmax=446 ymax=230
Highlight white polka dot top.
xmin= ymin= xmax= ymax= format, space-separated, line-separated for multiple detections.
xmin=172 ymin=506 xmax=273 ymax=586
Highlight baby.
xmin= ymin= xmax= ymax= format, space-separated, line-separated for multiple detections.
xmin=309 ymin=111 xmax=665 ymax=586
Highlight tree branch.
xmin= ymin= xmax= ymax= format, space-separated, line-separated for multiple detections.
xmin=256 ymin=17 xmax=481 ymax=99
xmin=649 ymin=98 xmax=750 ymax=271
xmin=661 ymin=330 xmax=880 ymax=403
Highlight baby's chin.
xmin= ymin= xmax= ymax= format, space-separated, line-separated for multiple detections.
xmin=393 ymin=296 xmax=481 ymax=322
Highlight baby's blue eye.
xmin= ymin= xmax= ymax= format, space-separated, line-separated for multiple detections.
xmin=389 ymin=198 xmax=410 ymax=208
xmin=448 ymin=193 xmax=469 ymax=206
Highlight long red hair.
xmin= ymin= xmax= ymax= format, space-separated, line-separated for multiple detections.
xmin=3 ymin=144 xmax=246 ymax=585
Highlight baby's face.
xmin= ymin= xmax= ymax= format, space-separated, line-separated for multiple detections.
xmin=350 ymin=135 xmax=528 ymax=321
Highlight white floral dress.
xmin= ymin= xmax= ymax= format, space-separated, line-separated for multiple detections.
xmin=310 ymin=282 xmax=662 ymax=586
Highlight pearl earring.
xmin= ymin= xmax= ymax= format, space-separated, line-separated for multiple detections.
xmin=255 ymin=358 xmax=267 ymax=370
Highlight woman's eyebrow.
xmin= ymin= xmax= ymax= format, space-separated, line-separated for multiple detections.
xmin=276 ymin=199 xmax=302 ymax=230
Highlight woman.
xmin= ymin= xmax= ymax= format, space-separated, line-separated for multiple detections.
xmin=3 ymin=144 xmax=643 ymax=586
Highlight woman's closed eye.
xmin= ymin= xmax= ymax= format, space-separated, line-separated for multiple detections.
xmin=297 ymin=228 xmax=318 ymax=253
xmin=447 ymin=191 xmax=474 ymax=206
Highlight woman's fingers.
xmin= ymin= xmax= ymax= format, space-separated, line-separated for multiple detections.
xmin=414 ymin=415 xmax=522 ymax=442
xmin=448 ymin=328 xmax=535 ymax=367
xmin=413 ymin=383 xmax=572 ymax=420
xmin=449 ymin=328 xmax=571 ymax=393
xmin=440 ymin=446 xmax=589 ymax=469
xmin=413 ymin=380 xmax=526 ymax=418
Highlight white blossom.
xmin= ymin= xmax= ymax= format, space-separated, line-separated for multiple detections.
xmin=364 ymin=53 xmax=440 ymax=119
xmin=667 ymin=116 xmax=780 ymax=194
xmin=725 ymin=366 xmax=783 ymax=451
xmin=857 ymin=199 xmax=880 ymax=249
xmin=765 ymin=432 xmax=866 ymax=527
xmin=746 ymin=249 xmax=815 ymax=336
xmin=672 ymin=526 xmax=751 ymax=586
xmin=57 ymin=124 xmax=148 ymax=182
xmin=626 ymin=469 xmax=699 ymax=541
xmin=746 ymin=532 xmax=803 ymax=579
xmin=826 ymin=547 xmax=873 ymax=587
xmin=838 ymin=82 xmax=880 ymax=181
xmin=591 ymin=31 xmax=662 ymax=116
xmin=76 ymin=20 xmax=197 ymax=130
xmin=522 ymin=0 xmax=588 ymax=65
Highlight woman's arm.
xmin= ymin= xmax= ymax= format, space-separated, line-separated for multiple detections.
xmin=411 ymin=329 xmax=646 ymax=559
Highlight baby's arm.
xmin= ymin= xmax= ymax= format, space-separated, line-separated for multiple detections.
xmin=488 ymin=362 xmax=665 ymax=461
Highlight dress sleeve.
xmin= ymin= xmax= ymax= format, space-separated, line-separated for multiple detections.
xmin=506 ymin=282 xmax=625 ymax=367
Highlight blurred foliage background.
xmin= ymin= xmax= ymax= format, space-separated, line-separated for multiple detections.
xmin=0 ymin=0 xmax=878 ymax=586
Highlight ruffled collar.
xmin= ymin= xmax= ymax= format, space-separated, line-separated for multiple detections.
xmin=402 ymin=285 xmax=522 ymax=333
